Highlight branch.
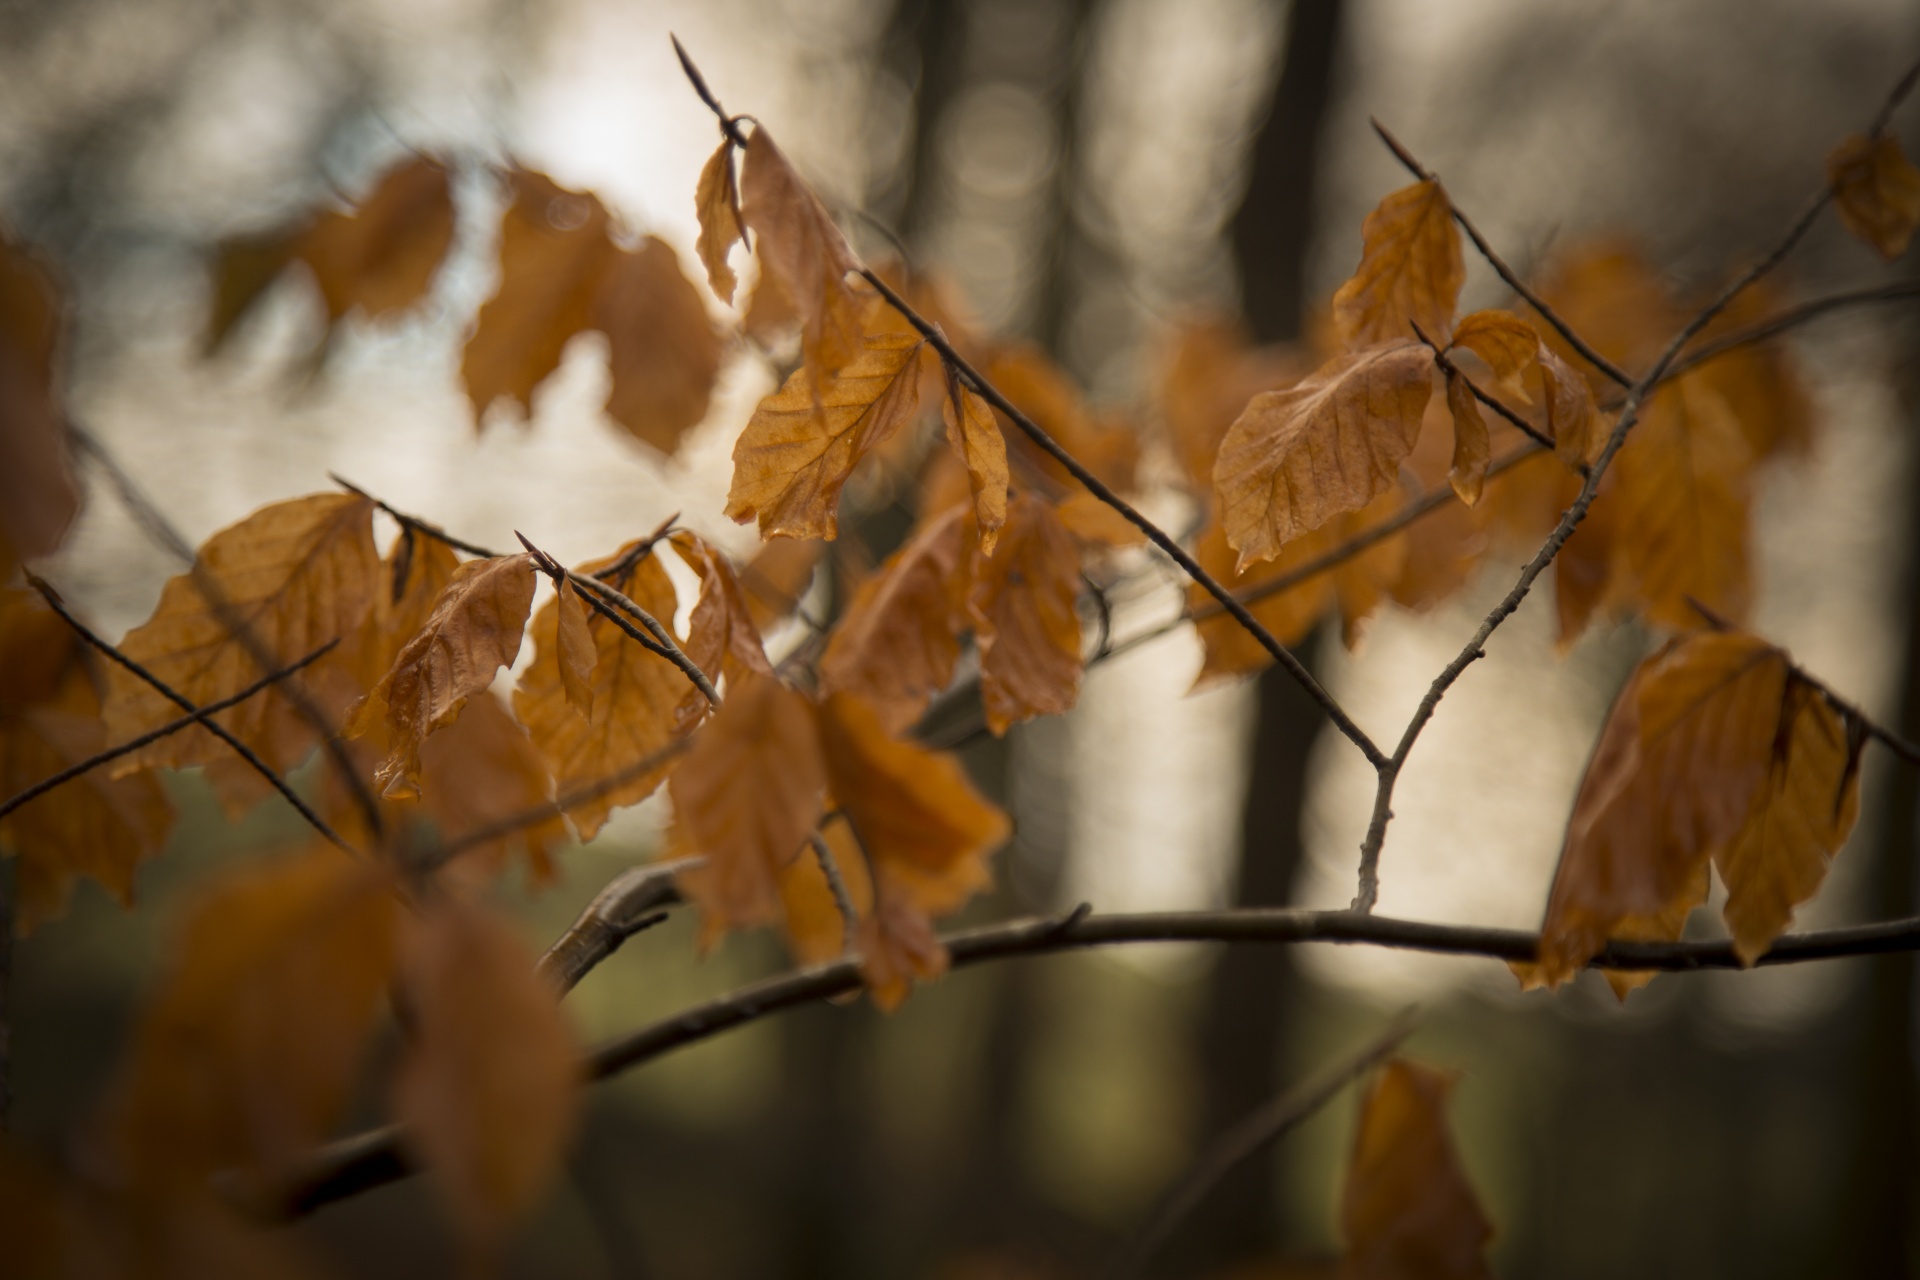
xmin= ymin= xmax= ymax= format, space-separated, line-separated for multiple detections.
xmin=26 ymin=577 xmax=351 ymax=852
xmin=1656 ymin=278 xmax=1920 ymax=387
xmin=0 ymin=639 xmax=340 ymax=823
xmin=535 ymin=858 xmax=696 ymax=994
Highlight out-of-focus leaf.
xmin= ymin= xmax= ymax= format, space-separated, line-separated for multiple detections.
xmin=1340 ymin=1059 xmax=1493 ymax=1280
xmin=0 ymin=230 xmax=79 ymax=576
xmin=1828 ymin=132 xmax=1920 ymax=259
xmin=739 ymin=125 xmax=864 ymax=381
xmin=969 ymin=494 xmax=1082 ymax=734
xmin=597 ymin=235 xmax=723 ymax=456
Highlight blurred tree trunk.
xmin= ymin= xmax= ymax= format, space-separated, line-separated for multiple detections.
xmin=1178 ymin=0 xmax=1346 ymax=1267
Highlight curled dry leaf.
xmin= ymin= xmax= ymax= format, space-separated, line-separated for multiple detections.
xmin=1341 ymin=1059 xmax=1494 ymax=1280
xmin=969 ymin=493 xmax=1083 ymax=734
xmin=1446 ymin=309 xmax=1537 ymax=403
xmin=726 ymin=328 xmax=925 ymax=540
xmin=514 ymin=542 xmax=704 ymax=840
xmin=1441 ymin=370 xmax=1490 ymax=506
xmin=671 ymin=671 xmax=827 ymax=944
xmin=982 ymin=344 xmax=1139 ymax=492
xmin=1332 ymin=178 xmax=1465 ymax=349
xmin=1448 ymin=308 xmax=1598 ymax=466
xmin=670 ymin=530 xmax=774 ymax=684
xmin=942 ymin=372 xmax=1010 ymax=555
xmin=596 ymin=235 xmax=723 ymax=456
xmin=739 ymin=125 xmax=864 ymax=380
xmin=1214 ymin=341 xmax=1434 ymax=570
xmin=1827 ymin=132 xmax=1920 ymax=260
xmin=554 ymin=578 xmax=597 ymax=720
xmin=350 ymin=553 xmax=536 ymax=800
xmin=0 ymin=230 xmax=79 ymax=575
xmin=694 ymin=140 xmax=747 ymax=303
xmin=393 ymin=895 xmax=580 ymax=1246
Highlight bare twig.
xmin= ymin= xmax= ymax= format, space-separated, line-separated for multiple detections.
xmin=536 ymin=858 xmax=698 ymax=994
xmin=806 ymin=831 xmax=861 ymax=955
xmin=26 ymin=577 xmax=351 ymax=851
xmin=0 ymin=639 xmax=339 ymax=823
xmin=1411 ymin=318 xmax=1562 ymax=457
xmin=1107 ymin=1009 xmax=1419 ymax=1280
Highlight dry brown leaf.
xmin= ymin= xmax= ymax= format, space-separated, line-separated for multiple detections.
xmin=1828 ymin=132 xmax=1920 ymax=259
xmin=1538 ymin=345 xmax=1601 ymax=467
xmin=393 ymin=895 xmax=579 ymax=1246
xmin=1690 ymin=281 xmax=1815 ymax=460
xmin=1716 ymin=676 xmax=1863 ymax=964
xmin=982 ymin=344 xmax=1139 ymax=492
xmin=1447 ymin=309 xmax=1537 ymax=403
xmin=0 ymin=230 xmax=79 ymax=575
xmin=1340 ymin=1059 xmax=1493 ymax=1280
xmin=1442 ymin=370 xmax=1489 ymax=506
xmin=597 ymin=235 xmax=723 ymax=456
xmin=103 ymin=493 xmax=380 ymax=803
xmin=970 ymin=494 xmax=1083 ymax=734
xmin=671 ymin=671 xmax=827 ymax=943
xmin=1332 ymin=179 xmax=1464 ymax=349
xmin=778 ymin=814 xmax=872 ymax=964
xmin=416 ymin=691 xmax=570 ymax=886
xmin=1055 ymin=490 xmax=1146 ymax=548
xmin=107 ymin=847 xmax=397 ymax=1187
xmin=739 ymin=125 xmax=864 ymax=380
xmin=514 ymin=541 xmax=703 ymax=840
xmin=1214 ymin=341 xmax=1435 ymax=570
xmin=1528 ymin=631 xmax=1790 ymax=990
xmin=942 ymin=374 xmax=1010 ymax=555
xmin=350 ymin=553 xmax=536 ymax=799
xmin=554 ymin=578 xmax=597 ymax=720
xmin=694 ymin=140 xmax=746 ymax=304
xmin=346 ymin=532 xmax=463 ymax=692
xmin=1389 ymin=404 xmax=1486 ymax=614
xmin=740 ymin=537 xmax=824 ymax=631
xmin=1535 ymin=240 xmax=1677 ymax=382
xmin=1157 ymin=315 xmax=1307 ymax=496
xmin=462 ymin=170 xmax=617 ymax=427
xmin=1553 ymin=473 xmax=1622 ymax=647
xmin=727 ymin=328 xmax=925 ymax=540
xmin=670 ymin=530 xmax=773 ymax=684
xmin=818 ymin=504 xmax=971 ymax=734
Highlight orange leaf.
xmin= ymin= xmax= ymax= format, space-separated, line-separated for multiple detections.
xmin=738 ymin=125 xmax=864 ymax=380
xmin=1214 ymin=341 xmax=1435 ymax=570
xmin=982 ymin=344 xmax=1139 ymax=492
xmin=514 ymin=541 xmax=704 ymax=840
xmin=296 ymin=156 xmax=456 ymax=327
xmin=1332 ymin=179 xmax=1464 ymax=349
xmin=393 ymin=895 xmax=579 ymax=1245
xmin=346 ymin=532 xmax=462 ymax=691
xmin=554 ymin=578 xmax=597 ymax=720
xmin=942 ymin=375 xmax=1010 ymax=555
xmin=1447 ymin=309 xmax=1537 ymax=402
xmin=418 ymin=691 xmax=571 ymax=886
xmin=969 ymin=494 xmax=1082 ymax=734
xmin=0 ymin=231 xmax=79 ymax=575
xmin=1441 ymin=370 xmax=1489 ymax=506
xmin=1530 ymin=631 xmax=1790 ymax=990
xmin=1689 ymin=281 xmax=1815 ymax=461
xmin=462 ymin=170 xmax=617 ymax=427
xmin=596 ymin=235 xmax=723 ymax=456
xmin=1341 ymin=1059 xmax=1493 ymax=1280
xmin=670 ymin=530 xmax=774 ymax=685
xmin=1828 ymin=132 xmax=1920 ymax=259
xmin=671 ymin=671 xmax=827 ymax=943
xmin=694 ymin=140 xmax=746 ymax=303
xmin=1055 ymin=490 xmax=1146 ymax=548
xmin=726 ymin=328 xmax=924 ymax=539
xmin=1157 ymin=314 xmax=1306 ymax=495
xmin=818 ymin=504 xmax=971 ymax=734
xmin=740 ymin=537 xmax=824 ymax=631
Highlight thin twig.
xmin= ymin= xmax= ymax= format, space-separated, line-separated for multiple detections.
xmin=1107 ymin=1009 xmax=1419 ymax=1280
xmin=1653 ymin=278 xmax=1920 ymax=389
xmin=26 ymin=577 xmax=351 ymax=851
xmin=0 ymin=640 xmax=340 ymax=822
xmin=807 ymin=831 xmax=861 ymax=955
xmin=1411 ymin=318 xmax=1562 ymax=457
xmin=536 ymin=858 xmax=699 ymax=994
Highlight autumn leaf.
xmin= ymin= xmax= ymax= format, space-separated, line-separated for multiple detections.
xmin=103 ymin=493 xmax=380 ymax=811
xmin=514 ymin=541 xmax=704 ymax=840
xmin=1449 ymin=307 xmax=1598 ymax=467
xmin=818 ymin=504 xmax=971 ymax=734
xmin=1535 ymin=240 xmax=1679 ymax=379
xmin=554 ymin=578 xmax=597 ymax=720
xmin=346 ymin=531 xmax=462 ymax=692
xmin=970 ymin=493 xmax=1083 ymax=734
xmin=1529 ymin=631 xmax=1791 ymax=991
xmin=670 ymin=530 xmax=773 ymax=685
xmin=1446 ymin=310 xmax=1536 ymax=402
xmin=1157 ymin=314 xmax=1306 ymax=495
xmin=106 ymin=847 xmax=398 ymax=1187
xmin=1055 ymin=490 xmax=1146 ymax=548
xmin=1332 ymin=179 xmax=1464 ymax=349
xmin=1689 ymin=281 xmax=1815 ymax=460
xmin=0 ymin=230 xmax=80 ymax=576
xmin=597 ymin=235 xmax=723 ymax=455
xmin=349 ymin=553 xmax=536 ymax=800
xmin=779 ymin=816 xmax=870 ymax=964
xmin=982 ymin=344 xmax=1139 ymax=492
xmin=738 ymin=125 xmax=864 ymax=380
xmin=1441 ymin=370 xmax=1490 ymax=506
xmin=726 ymin=328 xmax=925 ymax=540
xmin=740 ymin=537 xmax=824 ymax=631
xmin=1341 ymin=1059 xmax=1493 ymax=1280
xmin=694 ymin=140 xmax=747 ymax=303
xmin=462 ymin=170 xmax=617 ymax=427
xmin=1828 ymin=132 xmax=1920 ymax=259
xmin=1214 ymin=341 xmax=1435 ymax=570
xmin=393 ymin=895 xmax=580 ymax=1246
xmin=671 ymin=671 xmax=827 ymax=943
xmin=417 ymin=692 xmax=572 ymax=885
xmin=942 ymin=372 xmax=1010 ymax=555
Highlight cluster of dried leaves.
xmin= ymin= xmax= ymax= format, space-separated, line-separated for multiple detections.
xmin=3 ymin=43 xmax=1920 ymax=1277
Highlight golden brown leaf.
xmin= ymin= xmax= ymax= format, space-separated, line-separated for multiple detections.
xmin=1442 ymin=370 xmax=1489 ymax=506
xmin=552 ymin=578 xmax=597 ymax=721
xmin=818 ymin=504 xmax=971 ymax=734
xmin=726 ymin=328 xmax=924 ymax=540
xmin=1214 ymin=341 xmax=1435 ymax=570
xmin=1157 ymin=315 xmax=1307 ymax=496
xmin=1055 ymin=490 xmax=1146 ymax=548
xmin=969 ymin=494 xmax=1083 ymax=734
xmin=1340 ymin=1059 xmax=1493 ymax=1280
xmin=778 ymin=815 xmax=871 ymax=964
xmin=346 ymin=532 xmax=462 ymax=692
xmin=462 ymin=170 xmax=617 ymax=427
xmin=942 ymin=375 xmax=1010 ymax=555
xmin=107 ymin=847 xmax=397 ymax=1186
xmin=350 ymin=553 xmax=536 ymax=799
xmin=1535 ymin=240 xmax=1677 ymax=381
xmin=1529 ymin=631 xmax=1790 ymax=989
xmin=982 ymin=344 xmax=1139 ymax=492
xmin=670 ymin=530 xmax=773 ymax=684
xmin=514 ymin=542 xmax=703 ymax=840
xmin=1716 ymin=676 xmax=1863 ymax=964
xmin=0 ymin=230 xmax=79 ymax=574
xmin=1538 ymin=345 xmax=1600 ymax=467
xmin=1448 ymin=308 xmax=1598 ymax=465
xmin=671 ymin=672 xmax=827 ymax=942
xmin=694 ymin=140 xmax=746 ymax=304
xmin=739 ymin=125 xmax=864 ymax=379
xmin=297 ymin=156 xmax=456 ymax=326
xmin=1553 ymin=474 xmax=1622 ymax=647
xmin=597 ymin=235 xmax=723 ymax=456
xmin=1389 ymin=405 xmax=1485 ymax=614
xmin=103 ymin=493 xmax=380 ymax=803
xmin=417 ymin=692 xmax=571 ymax=885
xmin=1828 ymin=132 xmax=1920 ymax=259
xmin=1447 ymin=309 xmax=1537 ymax=402
xmin=1332 ymin=179 xmax=1464 ymax=349
xmin=1690 ymin=281 xmax=1815 ymax=460
xmin=393 ymin=895 xmax=579 ymax=1245
xmin=740 ymin=537 xmax=824 ymax=631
